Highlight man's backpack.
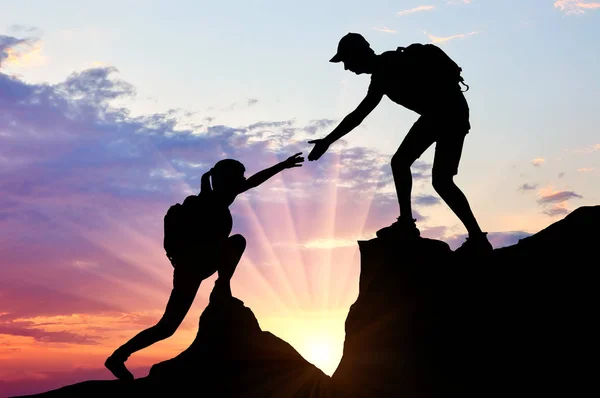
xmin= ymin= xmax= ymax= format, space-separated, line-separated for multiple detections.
xmin=396 ymin=43 xmax=469 ymax=92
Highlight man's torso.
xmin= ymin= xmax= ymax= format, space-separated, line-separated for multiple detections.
xmin=368 ymin=50 xmax=469 ymax=118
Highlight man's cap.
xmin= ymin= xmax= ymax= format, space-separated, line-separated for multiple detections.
xmin=329 ymin=33 xmax=371 ymax=63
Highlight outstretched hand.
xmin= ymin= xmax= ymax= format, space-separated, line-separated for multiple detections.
xmin=282 ymin=152 xmax=304 ymax=169
xmin=307 ymin=138 xmax=331 ymax=161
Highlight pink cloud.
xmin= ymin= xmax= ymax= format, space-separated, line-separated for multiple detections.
xmin=554 ymin=0 xmax=600 ymax=14
xmin=397 ymin=5 xmax=435 ymax=16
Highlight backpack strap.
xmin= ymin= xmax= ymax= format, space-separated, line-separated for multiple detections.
xmin=458 ymin=71 xmax=470 ymax=92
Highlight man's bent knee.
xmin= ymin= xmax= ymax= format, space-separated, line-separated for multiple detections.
xmin=391 ymin=153 xmax=414 ymax=171
xmin=432 ymin=172 xmax=455 ymax=193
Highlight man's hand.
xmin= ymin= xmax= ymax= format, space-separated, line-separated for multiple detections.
xmin=307 ymin=138 xmax=331 ymax=161
xmin=282 ymin=152 xmax=304 ymax=169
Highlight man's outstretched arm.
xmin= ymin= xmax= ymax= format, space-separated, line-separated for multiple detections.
xmin=239 ymin=153 xmax=304 ymax=193
xmin=308 ymin=90 xmax=383 ymax=161
xmin=328 ymin=90 xmax=383 ymax=142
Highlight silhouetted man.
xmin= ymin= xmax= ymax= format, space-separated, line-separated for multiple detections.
xmin=308 ymin=33 xmax=492 ymax=253
xmin=105 ymin=153 xmax=304 ymax=380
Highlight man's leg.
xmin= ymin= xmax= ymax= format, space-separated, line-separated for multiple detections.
xmin=377 ymin=117 xmax=435 ymax=238
xmin=431 ymin=133 xmax=492 ymax=252
xmin=105 ymin=269 xmax=202 ymax=380
xmin=209 ymin=234 xmax=246 ymax=303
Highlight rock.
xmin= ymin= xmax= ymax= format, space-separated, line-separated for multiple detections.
xmin=16 ymin=297 xmax=331 ymax=398
xmin=331 ymin=205 xmax=599 ymax=397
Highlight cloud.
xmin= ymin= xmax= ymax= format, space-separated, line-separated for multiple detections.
xmin=420 ymin=225 xmax=448 ymax=239
xmin=302 ymin=119 xmax=337 ymax=135
xmin=531 ymin=158 xmax=545 ymax=167
xmin=577 ymin=167 xmax=593 ymax=172
xmin=424 ymin=31 xmax=479 ymax=44
xmin=543 ymin=205 xmax=570 ymax=216
xmin=446 ymin=230 xmax=531 ymax=250
xmin=0 ymin=366 xmax=149 ymax=397
xmin=398 ymin=5 xmax=435 ymax=16
xmin=568 ymin=143 xmax=600 ymax=153
xmin=223 ymin=98 xmax=260 ymax=111
xmin=0 ymin=35 xmax=28 ymax=65
xmin=9 ymin=25 xmax=40 ymax=34
xmin=414 ymin=194 xmax=441 ymax=206
xmin=372 ymin=27 xmax=397 ymax=34
xmin=410 ymin=160 xmax=433 ymax=180
xmin=537 ymin=190 xmax=582 ymax=204
xmin=554 ymin=0 xmax=600 ymax=15
xmin=519 ymin=183 xmax=538 ymax=191
xmin=0 ymin=34 xmax=46 ymax=68
xmin=0 ymin=322 xmax=100 ymax=345
xmin=535 ymin=186 xmax=582 ymax=217
xmin=0 ymin=283 xmax=118 ymax=321
xmin=447 ymin=0 xmax=472 ymax=4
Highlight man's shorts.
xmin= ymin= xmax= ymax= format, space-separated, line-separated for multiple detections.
xmin=397 ymin=92 xmax=471 ymax=176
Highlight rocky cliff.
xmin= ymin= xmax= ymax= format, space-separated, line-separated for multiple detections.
xmin=331 ymin=205 xmax=599 ymax=397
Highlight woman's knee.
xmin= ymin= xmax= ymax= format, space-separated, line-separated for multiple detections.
xmin=228 ymin=234 xmax=246 ymax=251
xmin=153 ymin=320 xmax=179 ymax=339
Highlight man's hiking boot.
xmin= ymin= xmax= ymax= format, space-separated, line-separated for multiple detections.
xmin=454 ymin=232 xmax=493 ymax=256
xmin=376 ymin=217 xmax=420 ymax=240
xmin=105 ymin=352 xmax=134 ymax=381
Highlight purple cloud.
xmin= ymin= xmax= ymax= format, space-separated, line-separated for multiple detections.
xmin=537 ymin=191 xmax=582 ymax=204
xmin=543 ymin=207 xmax=570 ymax=217
xmin=0 ymin=322 xmax=100 ymax=345
xmin=0 ymin=35 xmax=28 ymax=65
xmin=302 ymin=119 xmax=338 ymax=135
xmin=446 ymin=231 xmax=531 ymax=250
xmin=518 ymin=183 xmax=538 ymax=191
xmin=414 ymin=194 xmax=441 ymax=206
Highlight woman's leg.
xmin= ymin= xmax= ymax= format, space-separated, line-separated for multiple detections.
xmin=210 ymin=234 xmax=246 ymax=302
xmin=105 ymin=269 xmax=202 ymax=380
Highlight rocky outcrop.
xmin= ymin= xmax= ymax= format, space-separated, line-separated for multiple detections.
xmin=331 ymin=205 xmax=599 ymax=397
xmin=17 ymin=298 xmax=331 ymax=398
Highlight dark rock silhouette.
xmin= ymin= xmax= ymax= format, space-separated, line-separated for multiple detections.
xmin=15 ymin=297 xmax=331 ymax=398
xmin=13 ymin=205 xmax=598 ymax=397
xmin=331 ymin=205 xmax=599 ymax=397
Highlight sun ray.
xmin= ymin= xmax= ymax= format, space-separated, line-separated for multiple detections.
xmin=324 ymin=152 xmax=342 ymax=312
xmin=3 ymin=193 xmax=171 ymax=297
xmin=332 ymin=185 xmax=384 ymax=308
xmin=235 ymin=195 xmax=302 ymax=311
xmin=273 ymin=165 xmax=313 ymax=307
xmin=230 ymin=256 xmax=296 ymax=316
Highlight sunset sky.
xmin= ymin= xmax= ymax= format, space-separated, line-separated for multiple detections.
xmin=1 ymin=0 xmax=599 ymax=396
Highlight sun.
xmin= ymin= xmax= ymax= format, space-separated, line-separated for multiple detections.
xmin=301 ymin=334 xmax=343 ymax=376
xmin=306 ymin=341 xmax=335 ymax=372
